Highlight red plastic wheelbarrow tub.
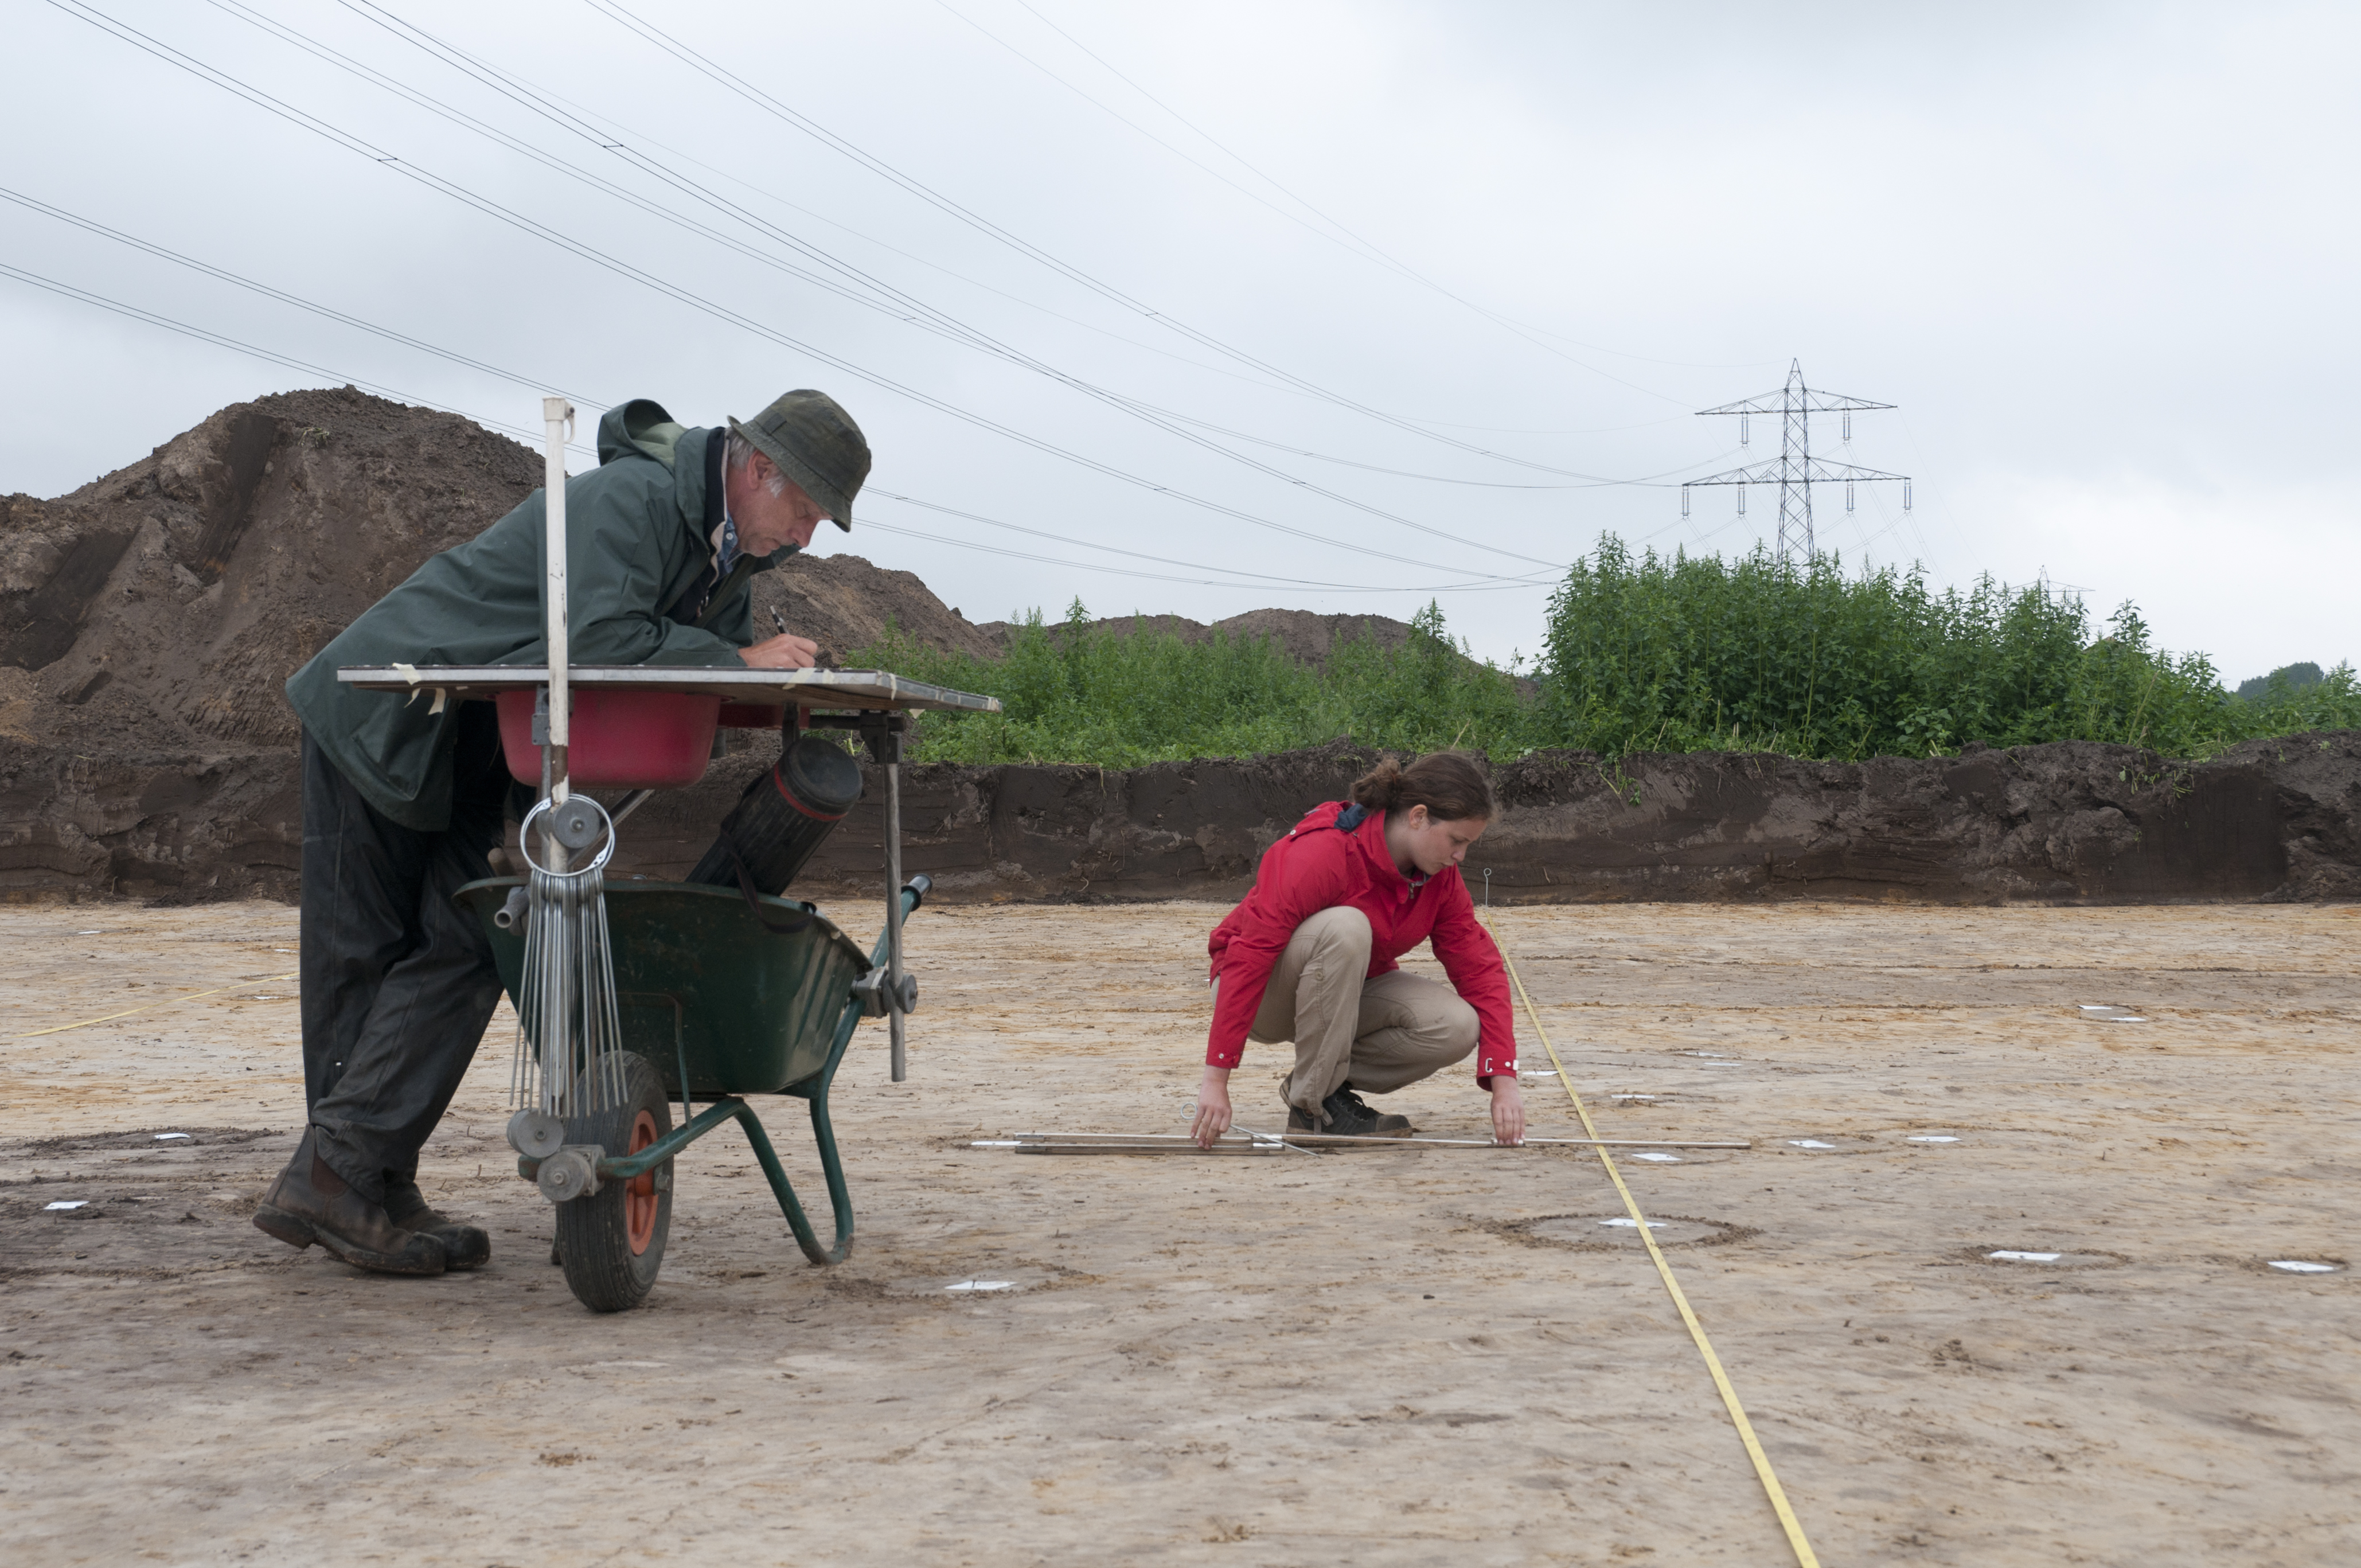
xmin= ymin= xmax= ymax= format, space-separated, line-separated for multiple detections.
xmin=495 ymin=688 xmax=722 ymax=789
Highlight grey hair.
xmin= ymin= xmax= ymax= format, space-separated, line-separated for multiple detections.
xmin=723 ymin=431 xmax=790 ymax=498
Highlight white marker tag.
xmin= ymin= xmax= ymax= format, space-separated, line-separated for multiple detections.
xmin=946 ymin=1280 xmax=1014 ymax=1292
xmin=1789 ymin=1139 xmax=1837 ymax=1149
xmin=1908 ymin=1136 xmax=1960 ymax=1144
xmin=1630 ymin=1152 xmax=1682 ymax=1163
xmin=154 ymin=1133 xmax=191 ymax=1141
xmin=1601 ymin=1218 xmax=1667 ymax=1229
xmin=1988 ymin=1250 xmax=2060 ymax=1262
xmin=2268 ymin=1261 xmax=2337 ymax=1274
xmin=44 ymin=1200 xmax=88 ymax=1211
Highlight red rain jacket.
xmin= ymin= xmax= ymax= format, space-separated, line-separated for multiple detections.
xmin=1205 ymin=800 xmax=1517 ymax=1083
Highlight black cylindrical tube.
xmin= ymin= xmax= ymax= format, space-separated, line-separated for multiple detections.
xmin=688 ymin=735 xmax=864 ymax=896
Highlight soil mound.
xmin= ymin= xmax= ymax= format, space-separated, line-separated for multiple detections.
xmin=756 ymin=553 xmax=1000 ymax=668
xmin=2 ymin=388 xmax=541 ymax=902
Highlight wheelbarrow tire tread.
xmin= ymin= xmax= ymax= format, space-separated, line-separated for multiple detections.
xmin=556 ymin=1054 xmax=673 ymax=1313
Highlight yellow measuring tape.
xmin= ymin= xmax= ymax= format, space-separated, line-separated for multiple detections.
xmin=11 ymin=972 xmax=299 ymax=1040
xmin=1490 ymin=919 xmax=1821 ymax=1568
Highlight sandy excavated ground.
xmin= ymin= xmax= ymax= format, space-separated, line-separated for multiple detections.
xmin=2 ymin=898 xmax=2356 ymax=1566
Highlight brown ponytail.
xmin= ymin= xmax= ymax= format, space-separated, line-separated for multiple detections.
xmin=1348 ymin=750 xmax=1494 ymax=823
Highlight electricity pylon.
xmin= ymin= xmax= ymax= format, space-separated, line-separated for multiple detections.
xmin=1684 ymin=360 xmax=1910 ymax=562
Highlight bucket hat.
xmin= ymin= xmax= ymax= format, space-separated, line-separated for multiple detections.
xmin=729 ymin=389 xmax=869 ymax=532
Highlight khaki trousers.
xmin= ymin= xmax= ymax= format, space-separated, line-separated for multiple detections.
xmin=1238 ymin=906 xmax=1480 ymax=1124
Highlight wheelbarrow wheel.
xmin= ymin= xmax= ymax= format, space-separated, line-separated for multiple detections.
xmin=556 ymin=1053 xmax=674 ymax=1313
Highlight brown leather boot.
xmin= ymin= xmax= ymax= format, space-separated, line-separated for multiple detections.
xmin=383 ymin=1176 xmax=490 ymax=1271
xmin=253 ymin=1131 xmax=446 ymax=1276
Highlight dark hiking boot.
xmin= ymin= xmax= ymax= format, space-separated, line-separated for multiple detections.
xmin=1341 ymin=1081 xmax=1414 ymax=1136
xmin=253 ymin=1131 xmax=446 ymax=1276
xmin=1286 ymin=1085 xmax=1414 ymax=1138
xmin=384 ymin=1176 xmax=491 ymax=1271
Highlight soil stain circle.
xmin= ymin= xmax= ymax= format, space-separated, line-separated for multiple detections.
xmin=1505 ymin=1213 xmax=1750 ymax=1251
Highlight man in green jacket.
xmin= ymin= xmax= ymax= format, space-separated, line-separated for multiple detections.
xmin=254 ymin=390 xmax=870 ymax=1276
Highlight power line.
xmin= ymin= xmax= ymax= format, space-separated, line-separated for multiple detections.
xmin=253 ymin=6 xmax=1405 ymax=428
xmin=0 ymin=240 xmax=1307 ymax=596
xmin=428 ymin=8 xmax=1738 ymax=445
xmin=287 ymin=0 xmax=1664 ymax=513
xmin=944 ymin=0 xmax=1724 ymax=402
xmin=861 ymin=514 xmax=1552 ymax=595
xmin=203 ymin=0 xmax=1022 ymax=360
xmin=580 ymin=0 xmax=1697 ymax=476
xmin=313 ymin=1 xmax=1650 ymax=533
xmin=44 ymin=0 xmax=1552 ymax=591
xmin=1151 ymin=406 xmax=1743 ymax=489
xmin=869 ymin=490 xmax=1555 ymax=593
xmin=114 ymin=0 xmax=1582 ymax=574
xmin=0 ymin=185 xmax=604 ymax=409
xmin=0 ymin=247 xmax=1556 ymax=600
xmin=320 ymin=0 xmax=1583 ymax=556
xmin=0 ymin=260 xmax=595 ymax=456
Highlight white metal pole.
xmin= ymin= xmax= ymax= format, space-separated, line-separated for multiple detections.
xmin=542 ymin=397 xmax=574 ymax=805
xmin=886 ymin=759 xmax=906 ymax=1081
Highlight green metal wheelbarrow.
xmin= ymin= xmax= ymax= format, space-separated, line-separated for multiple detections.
xmin=455 ymin=873 xmax=929 ymax=1312
xmin=342 ymin=660 xmax=991 ymax=1313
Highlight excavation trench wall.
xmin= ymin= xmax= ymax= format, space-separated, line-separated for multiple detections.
xmin=11 ymin=731 xmax=2355 ymax=907
xmin=664 ymin=732 xmax=2361 ymax=907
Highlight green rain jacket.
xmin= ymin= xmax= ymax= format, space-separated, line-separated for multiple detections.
xmin=285 ymin=399 xmax=785 ymax=831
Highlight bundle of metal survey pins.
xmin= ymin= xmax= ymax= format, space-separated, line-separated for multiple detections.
xmin=498 ymin=792 xmax=629 ymax=1200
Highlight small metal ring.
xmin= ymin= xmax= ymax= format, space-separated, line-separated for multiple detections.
xmin=519 ymin=795 xmax=617 ymax=876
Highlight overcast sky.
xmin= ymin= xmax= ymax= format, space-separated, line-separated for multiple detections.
xmin=6 ymin=1 xmax=2354 ymax=681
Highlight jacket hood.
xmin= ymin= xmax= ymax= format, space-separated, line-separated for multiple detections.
xmin=596 ymin=398 xmax=688 ymax=468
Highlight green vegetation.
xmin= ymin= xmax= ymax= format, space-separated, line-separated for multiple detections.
xmin=851 ymin=537 xmax=2361 ymax=766
xmin=1534 ymin=537 xmax=2360 ymax=759
xmin=852 ymin=598 xmax=1526 ymax=767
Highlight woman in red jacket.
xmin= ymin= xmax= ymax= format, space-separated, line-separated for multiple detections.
xmin=1192 ymin=751 xmax=1525 ymax=1148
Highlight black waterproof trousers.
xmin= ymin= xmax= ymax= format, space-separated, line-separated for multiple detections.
xmin=300 ymin=707 xmax=509 ymax=1203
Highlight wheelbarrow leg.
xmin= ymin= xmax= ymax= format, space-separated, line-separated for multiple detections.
xmin=737 ymin=880 xmax=923 ymax=1268
xmin=803 ymin=1083 xmax=856 ymax=1265
xmin=746 ymin=992 xmax=868 ymax=1266
xmin=735 ymin=1107 xmax=848 ymax=1266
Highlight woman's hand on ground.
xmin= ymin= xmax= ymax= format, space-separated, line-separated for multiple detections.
xmin=1192 ymin=1066 xmax=1234 ymax=1149
xmin=1489 ymin=1078 xmax=1527 ymax=1146
xmin=740 ymin=631 xmax=819 ymax=670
